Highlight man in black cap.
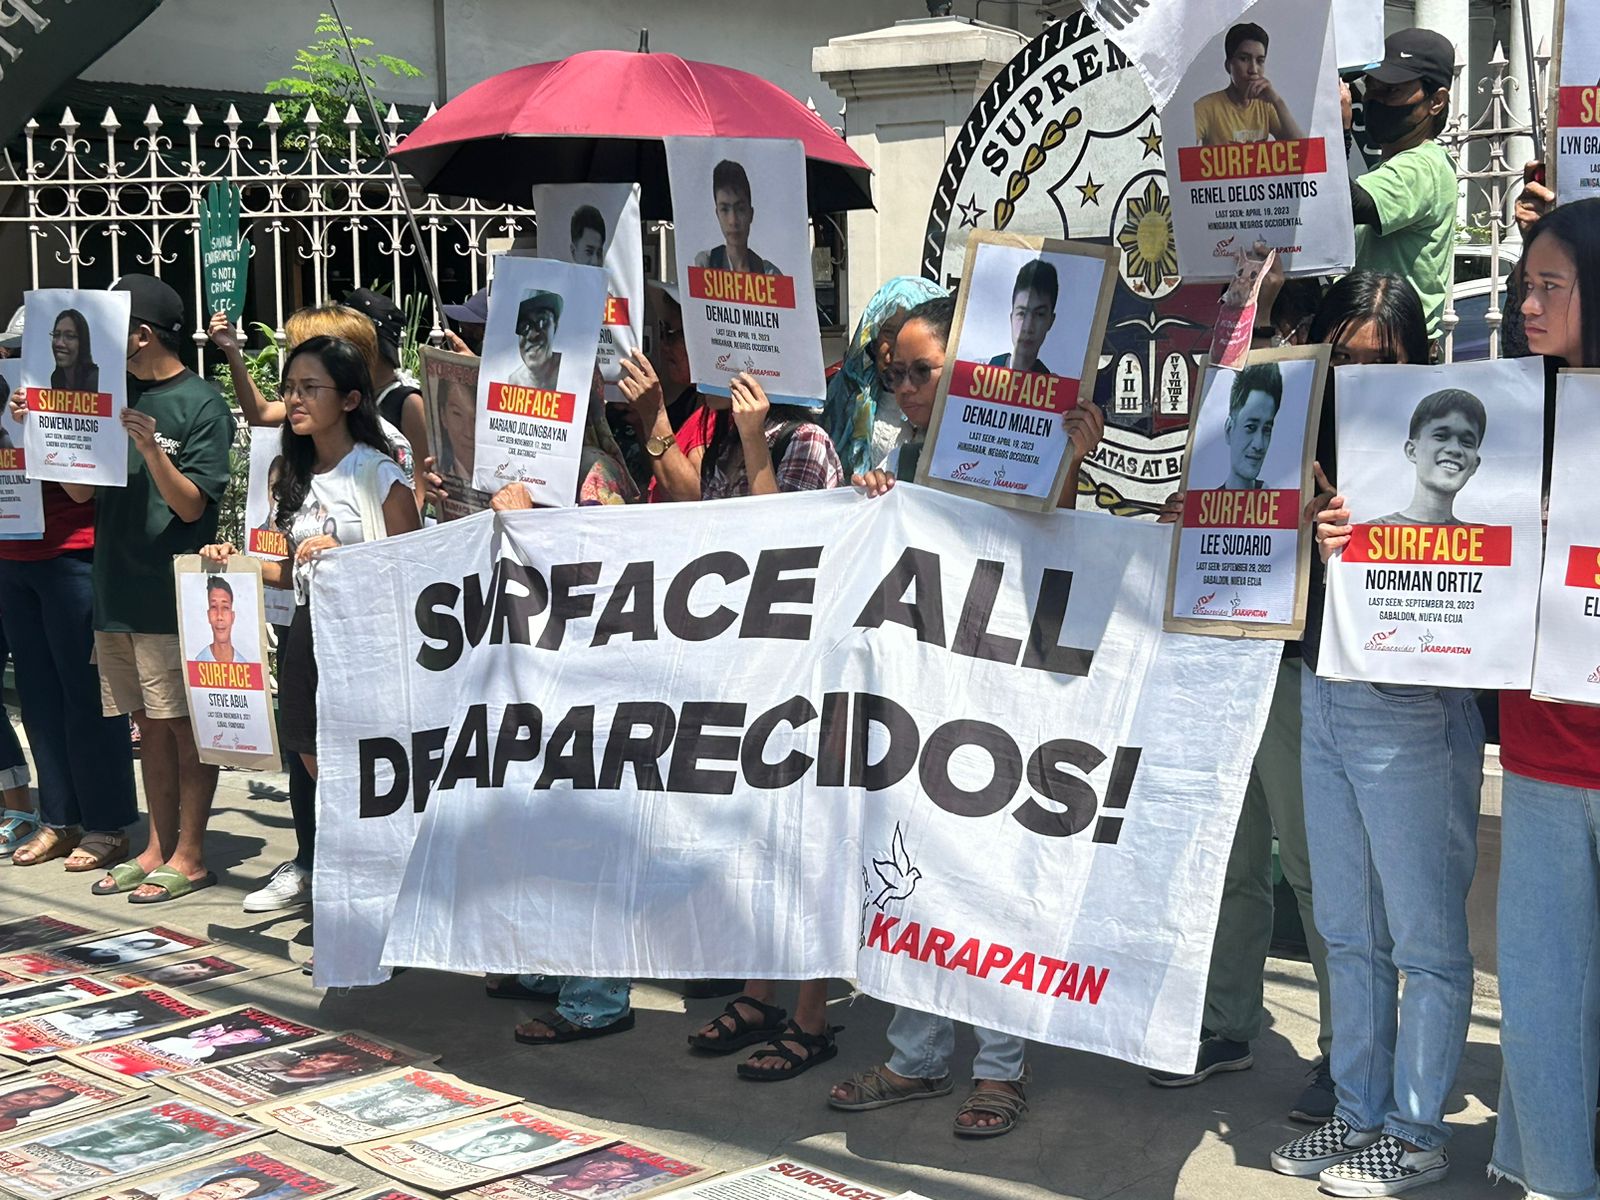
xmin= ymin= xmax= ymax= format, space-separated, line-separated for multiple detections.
xmin=1344 ymin=29 xmax=1457 ymax=346
xmin=344 ymin=287 xmax=427 ymax=457
xmin=53 ymin=273 xmax=232 ymax=903
xmin=507 ymin=292 xmax=562 ymax=390
xmin=442 ymin=287 xmax=488 ymax=356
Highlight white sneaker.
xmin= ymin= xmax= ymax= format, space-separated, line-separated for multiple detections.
xmin=242 ymin=861 xmax=311 ymax=912
xmin=1320 ymin=1135 xmax=1448 ymax=1196
xmin=1270 ymin=1115 xmax=1381 ymax=1177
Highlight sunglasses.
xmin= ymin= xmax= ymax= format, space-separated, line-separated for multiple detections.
xmin=882 ymin=362 xmax=939 ymax=390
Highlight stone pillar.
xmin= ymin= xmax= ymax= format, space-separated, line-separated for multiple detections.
xmin=813 ymin=17 xmax=1028 ymax=328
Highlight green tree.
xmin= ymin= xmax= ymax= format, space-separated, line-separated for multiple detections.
xmin=265 ymin=13 xmax=424 ymax=155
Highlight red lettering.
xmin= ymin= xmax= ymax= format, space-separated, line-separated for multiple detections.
xmin=919 ymin=928 xmax=955 ymax=967
xmin=1000 ymin=951 xmax=1037 ymax=989
xmin=1036 ymin=956 xmax=1068 ymax=994
xmin=977 ymin=943 xmax=1012 ymax=979
xmin=887 ymin=921 xmax=921 ymax=959
xmin=1053 ymin=961 xmax=1080 ymax=998
xmin=865 ymin=913 xmax=897 ymax=951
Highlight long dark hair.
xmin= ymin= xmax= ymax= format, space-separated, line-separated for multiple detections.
xmin=274 ymin=335 xmax=393 ymax=530
xmin=51 ymin=308 xmax=95 ymax=381
xmin=1523 ymin=198 xmax=1600 ymax=369
xmin=1307 ymin=271 xmax=1429 ymax=365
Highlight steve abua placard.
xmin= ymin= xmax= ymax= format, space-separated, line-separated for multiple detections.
xmin=664 ymin=136 xmax=826 ymax=406
xmin=1531 ymin=369 xmax=1600 ymax=703
xmin=1165 ymin=345 xmax=1327 ymax=637
xmin=1161 ymin=0 xmax=1355 ymax=279
xmin=1319 ymin=357 xmax=1546 ymax=688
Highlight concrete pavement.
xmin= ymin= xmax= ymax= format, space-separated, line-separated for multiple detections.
xmin=0 ymin=752 xmax=1510 ymax=1200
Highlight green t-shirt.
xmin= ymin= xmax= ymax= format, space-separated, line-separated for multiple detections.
xmin=1353 ymin=140 xmax=1457 ymax=340
xmin=93 ymin=369 xmax=234 ymax=634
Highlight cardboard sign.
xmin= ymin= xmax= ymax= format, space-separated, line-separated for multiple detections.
xmin=250 ymin=1069 xmax=516 ymax=1148
xmin=918 ymin=231 xmax=1115 ymax=511
xmin=1552 ymin=0 xmax=1600 ymax=204
xmin=0 ymin=1066 xmax=135 ymax=1136
xmin=667 ymin=1161 xmax=891 ymax=1200
xmin=0 ymin=928 xmax=208 ymax=981
xmin=1532 ymin=369 xmax=1600 ymax=703
xmin=1161 ymin=0 xmax=1355 ymax=279
xmin=463 ymin=1142 xmax=714 ymax=1200
xmin=103 ymin=950 xmax=295 ymax=996
xmin=0 ymin=919 xmax=95 ymax=957
xmin=173 ymin=558 xmax=279 ymax=770
xmin=420 ymin=348 xmax=491 ymax=521
xmin=473 ymin=255 xmax=607 ymax=505
xmin=348 ymin=1108 xmax=610 ymax=1191
xmin=201 ymin=182 xmax=248 ymax=324
xmin=20 ymin=289 xmax=130 ymax=487
xmin=0 ymin=990 xmax=213 ymax=1062
xmin=162 ymin=1032 xmax=434 ymax=1116
xmin=531 ymin=184 xmax=644 ymax=405
xmin=84 ymin=1148 xmax=352 ymax=1200
xmin=1165 ymin=346 xmax=1328 ymax=637
xmin=665 ymin=136 xmax=826 ymax=406
xmin=0 ymin=981 xmax=125 ymax=1025
xmin=70 ymin=1007 xmax=323 ymax=1086
xmin=1319 ymin=357 xmax=1546 ymax=687
xmin=0 ymin=360 xmax=44 ymax=539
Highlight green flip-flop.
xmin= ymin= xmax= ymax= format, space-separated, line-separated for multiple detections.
xmin=128 ymin=865 xmax=217 ymax=905
xmin=91 ymin=860 xmax=148 ymax=896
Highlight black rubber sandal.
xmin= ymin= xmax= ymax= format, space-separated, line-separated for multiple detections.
xmin=736 ymin=1020 xmax=843 ymax=1082
xmin=686 ymin=994 xmax=788 ymax=1054
xmin=514 ymin=1010 xmax=635 ymax=1044
xmin=486 ymin=976 xmax=561 ymax=1002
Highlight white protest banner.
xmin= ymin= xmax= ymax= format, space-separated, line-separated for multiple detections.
xmin=1080 ymin=0 xmax=1254 ymax=110
xmin=174 ymin=558 xmax=279 ymax=770
xmin=1553 ymin=0 xmax=1600 ymax=204
xmin=473 ymin=256 xmax=607 ymax=505
xmin=241 ymin=431 xmax=295 ymax=627
xmin=420 ymin=348 xmax=491 ymax=522
xmin=1165 ymin=347 xmax=1327 ymax=637
xmin=918 ymin=231 xmax=1115 ymax=511
xmin=665 ymin=136 xmax=826 ymax=405
xmin=312 ymin=489 xmax=1280 ymax=1073
xmin=1531 ymin=370 xmax=1600 ymax=703
xmin=1333 ymin=0 xmax=1385 ymax=71
xmin=20 ymin=290 xmax=129 ymax=487
xmin=1162 ymin=0 xmax=1354 ymax=279
xmin=1319 ymin=357 xmax=1546 ymax=687
xmin=531 ymin=184 xmax=643 ymax=405
xmin=0 ymin=361 xmax=43 ymax=539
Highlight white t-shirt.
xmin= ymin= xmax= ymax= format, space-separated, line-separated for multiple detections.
xmin=287 ymin=443 xmax=407 ymax=606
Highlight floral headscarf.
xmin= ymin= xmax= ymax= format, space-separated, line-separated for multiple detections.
xmin=823 ymin=275 xmax=946 ymax=477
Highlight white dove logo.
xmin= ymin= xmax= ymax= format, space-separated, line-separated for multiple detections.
xmin=870 ymin=823 xmax=922 ymax=910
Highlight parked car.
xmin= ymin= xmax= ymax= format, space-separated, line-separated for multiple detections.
xmin=1445 ymin=244 xmax=1522 ymax=362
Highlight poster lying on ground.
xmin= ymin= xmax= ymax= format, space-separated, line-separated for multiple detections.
xmin=0 ymin=928 xmax=208 ymax=982
xmin=420 ymin=349 xmax=492 ymax=522
xmin=0 ymin=1067 xmax=136 ymax=1136
xmin=667 ymin=1161 xmax=890 ymax=1200
xmin=174 ymin=558 xmax=279 ymax=770
xmin=1164 ymin=347 xmax=1328 ymax=637
xmin=0 ymin=1098 xmax=262 ymax=1200
xmin=0 ymin=360 xmax=44 ymax=539
xmin=472 ymin=255 xmax=607 ymax=506
xmin=314 ymin=487 xmax=1281 ymax=1074
xmin=71 ymin=1007 xmax=322 ymax=1085
xmin=251 ymin=1068 xmax=516 ymax=1148
xmin=463 ymin=1141 xmax=714 ymax=1200
xmin=665 ymin=136 xmax=826 ymax=406
xmin=1319 ymin=357 xmax=1546 ymax=687
xmin=106 ymin=950 xmax=297 ymax=996
xmin=348 ymin=1108 xmax=610 ymax=1191
xmin=0 ymin=921 xmax=95 ymax=959
xmin=918 ymin=231 xmax=1115 ymax=511
xmin=20 ymin=289 xmax=130 ymax=487
xmin=89 ymin=1147 xmax=354 ymax=1200
xmin=1161 ymin=0 xmax=1354 ymax=279
xmin=532 ymin=184 xmax=644 ymax=406
xmin=163 ymin=1033 xmax=433 ymax=1116
xmin=1532 ymin=370 xmax=1600 ymax=704
xmin=1553 ymin=0 xmax=1600 ymax=204
xmin=0 ymin=982 xmax=124 ymax=1024
xmin=0 ymin=991 xmax=212 ymax=1062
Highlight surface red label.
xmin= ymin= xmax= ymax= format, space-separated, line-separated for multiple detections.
xmin=1565 ymin=544 xmax=1600 ymax=590
xmin=1344 ymin=524 xmax=1513 ymax=567
xmin=187 ymin=660 xmax=266 ymax=690
xmin=25 ymin=387 xmax=113 ymax=417
xmin=947 ymin=360 xmax=1079 ymax=414
xmin=1177 ymin=137 xmax=1328 ymax=182
xmin=1182 ymin=488 xmax=1300 ymax=530
xmin=1558 ymin=87 xmax=1600 ymax=127
xmin=486 ymin=382 xmax=576 ymax=423
xmin=686 ymin=268 xmax=796 ymax=309
xmin=603 ymin=295 xmax=631 ymax=326
xmin=0 ymin=448 xmax=25 ymax=471
xmin=248 ymin=528 xmax=288 ymax=557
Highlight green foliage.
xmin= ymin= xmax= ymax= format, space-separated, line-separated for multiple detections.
xmin=210 ymin=325 xmax=283 ymax=552
xmin=265 ymin=13 xmax=424 ymax=155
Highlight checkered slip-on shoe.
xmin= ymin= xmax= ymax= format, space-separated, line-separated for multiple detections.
xmin=1269 ymin=1116 xmax=1381 ymax=1177
xmin=1320 ymin=1134 xmax=1448 ymax=1196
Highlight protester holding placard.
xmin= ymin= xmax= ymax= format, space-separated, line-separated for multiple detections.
xmin=1277 ymin=273 xmax=1480 ymax=1195
xmin=1344 ymin=30 xmax=1457 ymax=343
xmin=1485 ymin=198 xmax=1600 ymax=1200
xmin=612 ymin=287 xmax=711 ymax=503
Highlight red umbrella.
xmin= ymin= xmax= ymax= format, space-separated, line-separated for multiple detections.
xmin=389 ymin=49 xmax=873 ymax=218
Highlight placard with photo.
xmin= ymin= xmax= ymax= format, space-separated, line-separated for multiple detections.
xmin=0 ymin=360 xmax=44 ymax=538
xmin=174 ymin=558 xmax=279 ymax=770
xmin=250 ymin=1068 xmax=516 ymax=1148
xmin=19 ymin=289 xmax=130 ymax=487
xmin=420 ymin=348 xmax=491 ymax=521
xmin=348 ymin=1108 xmax=610 ymax=1191
xmin=1 ymin=930 xmax=208 ymax=982
xmin=163 ymin=1033 xmax=434 ymax=1116
xmin=71 ymin=1008 xmax=323 ymax=1085
xmin=0 ymin=1067 xmax=136 ymax=1136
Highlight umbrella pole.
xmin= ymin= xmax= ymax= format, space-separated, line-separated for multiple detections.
xmin=326 ymin=0 xmax=453 ymax=336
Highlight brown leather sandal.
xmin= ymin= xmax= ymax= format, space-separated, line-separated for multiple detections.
xmin=11 ymin=825 xmax=81 ymax=867
xmin=828 ymin=1064 xmax=954 ymax=1111
xmin=63 ymin=831 xmax=130 ymax=873
xmin=953 ymin=1077 xmax=1029 ymax=1139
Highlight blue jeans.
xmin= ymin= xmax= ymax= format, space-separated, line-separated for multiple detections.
xmin=1301 ymin=668 xmax=1482 ymax=1150
xmin=1492 ymin=770 xmax=1600 ymax=1200
xmin=885 ymin=1007 xmax=1026 ymax=1083
xmin=0 ymin=554 xmax=136 ymax=831
xmin=517 ymin=974 xmax=631 ymax=1029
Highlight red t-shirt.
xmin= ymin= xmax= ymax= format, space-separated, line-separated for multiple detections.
xmin=0 ymin=483 xmax=95 ymax=562
xmin=1500 ymin=691 xmax=1600 ymax=790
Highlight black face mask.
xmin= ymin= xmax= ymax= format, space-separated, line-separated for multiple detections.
xmin=1363 ymin=96 xmax=1429 ymax=146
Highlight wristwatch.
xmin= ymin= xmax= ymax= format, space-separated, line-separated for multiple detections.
xmin=645 ymin=432 xmax=675 ymax=458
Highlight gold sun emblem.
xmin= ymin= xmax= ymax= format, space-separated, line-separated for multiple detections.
xmin=1116 ymin=179 xmax=1178 ymax=296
